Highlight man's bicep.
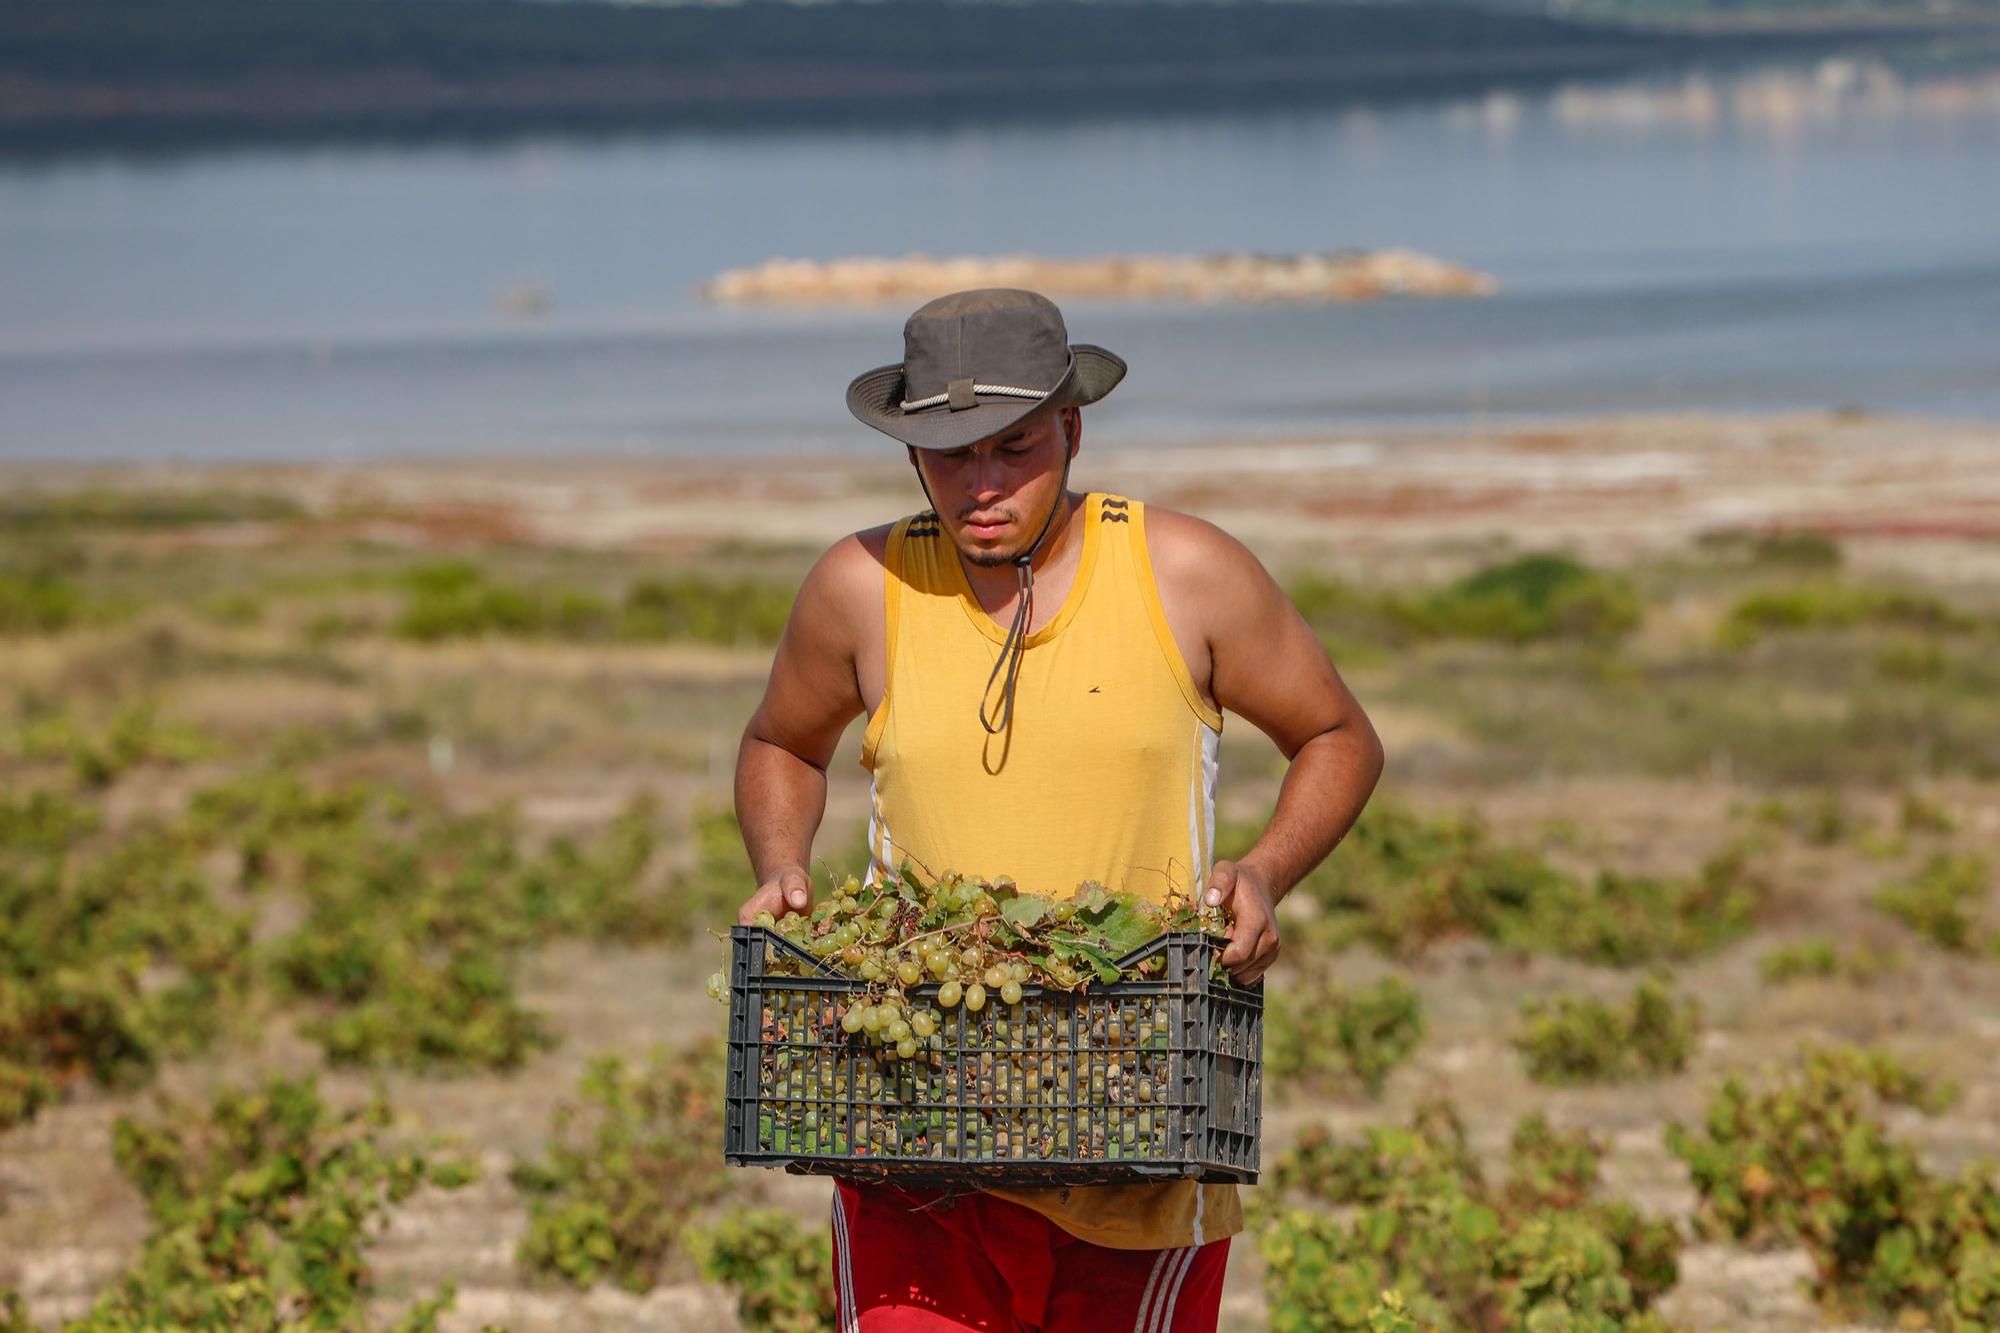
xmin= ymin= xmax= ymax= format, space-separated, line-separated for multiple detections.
xmin=745 ymin=541 xmax=871 ymax=769
xmin=1207 ymin=542 xmax=1362 ymax=760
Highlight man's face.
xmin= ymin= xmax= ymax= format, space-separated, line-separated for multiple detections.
xmin=913 ymin=407 xmax=1080 ymax=569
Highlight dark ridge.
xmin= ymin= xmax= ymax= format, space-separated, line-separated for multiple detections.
xmin=0 ymin=0 xmax=1968 ymax=151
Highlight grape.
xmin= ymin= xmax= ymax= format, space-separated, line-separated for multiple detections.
xmin=938 ymin=980 xmax=963 ymax=1009
xmin=754 ymin=910 xmax=776 ymax=928
xmin=704 ymin=971 xmax=726 ymax=1002
xmin=897 ymin=960 xmax=923 ymax=986
xmin=982 ymin=966 xmax=1006 ymax=989
xmin=1000 ymin=980 xmax=1023 ymax=1006
xmin=896 ymin=1037 xmax=919 ymax=1059
xmin=965 ymin=983 xmax=987 ymax=1013
xmin=841 ymin=1007 xmax=864 ymax=1034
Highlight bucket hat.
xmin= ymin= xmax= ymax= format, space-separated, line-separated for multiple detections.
xmin=846 ymin=288 xmax=1126 ymax=450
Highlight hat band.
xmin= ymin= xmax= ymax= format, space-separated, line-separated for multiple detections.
xmin=901 ymin=383 xmax=1049 ymax=414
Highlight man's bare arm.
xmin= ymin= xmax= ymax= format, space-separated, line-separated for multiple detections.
xmin=1154 ymin=512 xmax=1386 ymax=982
xmin=733 ymin=533 xmax=878 ymax=924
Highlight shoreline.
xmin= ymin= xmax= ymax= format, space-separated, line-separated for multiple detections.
xmin=6 ymin=410 xmax=1998 ymax=572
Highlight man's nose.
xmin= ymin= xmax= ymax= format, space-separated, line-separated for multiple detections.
xmin=967 ymin=454 xmax=1006 ymax=500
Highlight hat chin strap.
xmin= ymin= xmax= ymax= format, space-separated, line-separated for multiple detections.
xmin=909 ymin=451 xmax=1074 ymax=737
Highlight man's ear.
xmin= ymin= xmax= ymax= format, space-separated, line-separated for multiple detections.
xmin=1063 ymin=407 xmax=1082 ymax=460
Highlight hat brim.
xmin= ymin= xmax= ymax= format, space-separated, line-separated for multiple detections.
xmin=846 ymin=344 xmax=1126 ymax=451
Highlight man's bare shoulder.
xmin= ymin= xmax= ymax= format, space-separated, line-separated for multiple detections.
xmin=798 ymin=523 xmax=893 ymax=612
xmin=1139 ymin=504 xmax=1272 ymax=598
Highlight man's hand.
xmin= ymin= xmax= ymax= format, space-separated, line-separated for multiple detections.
xmin=736 ymin=864 xmax=813 ymax=926
xmin=1205 ymin=860 xmax=1279 ymax=986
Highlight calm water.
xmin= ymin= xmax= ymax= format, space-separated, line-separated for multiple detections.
xmin=3 ymin=55 xmax=1998 ymax=461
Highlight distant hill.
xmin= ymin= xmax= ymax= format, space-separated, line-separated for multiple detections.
xmin=0 ymin=0 xmax=1975 ymax=145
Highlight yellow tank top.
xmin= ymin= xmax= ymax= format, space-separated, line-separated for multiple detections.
xmin=858 ymin=491 xmax=1243 ymax=1251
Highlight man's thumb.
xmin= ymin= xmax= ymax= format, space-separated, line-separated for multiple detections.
xmin=783 ymin=870 xmax=809 ymax=909
xmin=1204 ymin=862 xmax=1234 ymax=907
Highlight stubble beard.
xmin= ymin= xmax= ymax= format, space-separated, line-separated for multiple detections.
xmin=960 ymin=484 xmax=1070 ymax=568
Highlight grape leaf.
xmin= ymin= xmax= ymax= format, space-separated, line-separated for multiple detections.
xmin=1077 ymin=892 xmax=1162 ymax=961
xmin=1000 ymin=894 xmax=1055 ymax=930
xmin=1051 ymin=939 xmax=1121 ymax=985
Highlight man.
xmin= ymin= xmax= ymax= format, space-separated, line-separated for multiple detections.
xmin=734 ymin=288 xmax=1384 ymax=1332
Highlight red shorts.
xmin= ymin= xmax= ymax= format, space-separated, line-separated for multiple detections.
xmin=829 ymin=1179 xmax=1230 ymax=1333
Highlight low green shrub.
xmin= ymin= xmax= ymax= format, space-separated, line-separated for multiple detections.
xmin=395 ymin=560 xmax=614 ymax=642
xmin=0 ymin=566 xmax=84 ymax=635
xmin=266 ymin=806 xmax=550 ymax=1073
xmin=1874 ymin=853 xmax=1995 ymax=954
xmin=1696 ymin=527 xmax=1845 ymax=570
xmin=0 ymin=786 xmax=100 ymax=853
xmin=1282 ymin=555 xmax=1641 ymax=652
xmin=1228 ymin=799 xmax=1764 ymax=965
xmin=70 ymin=1075 xmax=472 ymax=1330
xmin=1760 ymin=936 xmax=1838 ymax=982
xmin=1667 ymin=1044 xmax=1989 ymax=1325
xmin=1512 ymin=979 xmax=1698 ymax=1085
xmin=7 ymin=701 xmax=214 ymax=787
xmin=513 ymin=1041 xmax=731 ymax=1292
xmin=179 ymin=768 xmax=678 ymax=1071
xmin=1268 ymin=971 xmax=1424 ymax=1097
xmin=1899 ymin=790 xmax=1958 ymax=835
xmin=621 ymin=574 xmax=794 ymax=646
xmin=1394 ymin=553 xmax=1643 ymax=645
xmin=390 ymin=560 xmax=794 ymax=646
xmin=1363 ymin=1290 xmax=1422 ymax=1332
xmin=1260 ymin=1100 xmax=1680 ymax=1332
xmin=1760 ymin=936 xmax=1899 ymax=985
xmin=510 ymin=791 xmax=671 ymax=941
xmin=690 ymin=1207 xmax=838 ymax=1333
xmin=1721 ymin=581 xmax=1979 ymax=648
xmin=1748 ymin=790 xmax=1857 ymax=846
xmin=0 ymin=817 xmax=252 ymax=1130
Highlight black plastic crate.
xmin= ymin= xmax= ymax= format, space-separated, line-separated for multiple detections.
xmin=723 ymin=924 xmax=1262 ymax=1187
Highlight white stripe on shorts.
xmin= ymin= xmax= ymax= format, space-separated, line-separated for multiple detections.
xmin=1150 ymin=1244 xmax=1201 ymax=1333
xmin=1132 ymin=1247 xmax=1176 ymax=1333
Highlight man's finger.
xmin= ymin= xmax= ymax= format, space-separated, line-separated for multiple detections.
xmin=1226 ymin=931 xmax=1265 ymax=981
xmin=1222 ymin=898 xmax=1272 ymax=978
xmin=1218 ymin=915 xmax=1254 ymax=968
xmin=737 ymin=883 xmax=781 ymax=926
xmin=1238 ymin=928 xmax=1280 ymax=984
